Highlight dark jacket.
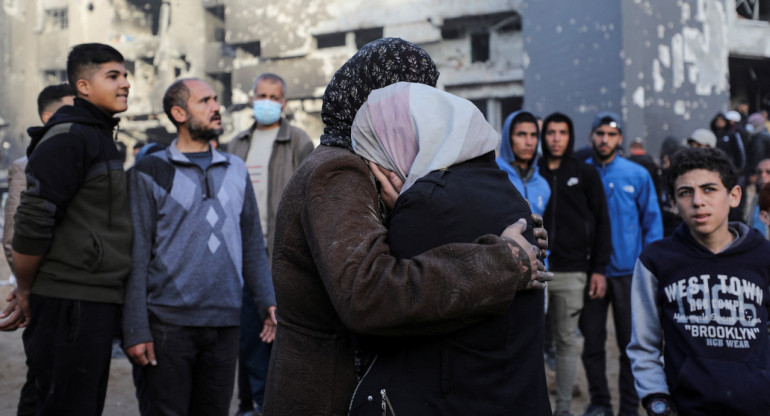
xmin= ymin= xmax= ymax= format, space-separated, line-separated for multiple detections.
xmin=12 ymin=97 xmax=132 ymax=303
xmin=539 ymin=113 xmax=611 ymax=275
xmin=227 ymin=118 xmax=314 ymax=258
xmin=747 ymin=128 xmax=770 ymax=176
xmin=629 ymin=222 xmax=770 ymax=416
xmin=263 ymin=146 xmax=531 ymax=416
xmin=349 ymin=152 xmax=550 ymax=415
xmin=711 ymin=113 xmax=746 ymax=171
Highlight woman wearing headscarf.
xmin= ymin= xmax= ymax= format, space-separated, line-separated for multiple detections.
xmin=263 ymin=38 xmax=550 ymax=416
xmin=347 ymin=82 xmax=550 ymax=415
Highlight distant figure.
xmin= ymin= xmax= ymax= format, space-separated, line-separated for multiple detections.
xmin=0 ymin=83 xmax=74 ymax=416
xmin=3 ymin=83 xmax=74 ymax=271
xmin=132 ymin=141 xmax=145 ymax=157
xmin=743 ymin=158 xmax=770 ymax=237
xmin=658 ymin=137 xmax=686 ymax=236
xmin=758 ymin=182 xmax=770 ymax=236
xmin=227 ymin=72 xmax=313 ymax=415
xmin=684 ymin=128 xmax=717 ymax=148
xmin=747 ymin=112 xmax=770 ymax=178
xmin=628 ymin=138 xmax=664 ymax=202
xmin=710 ymin=112 xmax=746 ymax=172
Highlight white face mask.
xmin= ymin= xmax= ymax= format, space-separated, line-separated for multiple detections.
xmin=253 ymin=99 xmax=282 ymax=125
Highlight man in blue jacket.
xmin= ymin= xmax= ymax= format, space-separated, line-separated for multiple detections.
xmin=496 ymin=110 xmax=551 ymax=216
xmin=580 ymin=112 xmax=663 ymax=416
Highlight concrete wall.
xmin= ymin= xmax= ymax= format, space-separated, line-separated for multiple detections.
xmin=522 ymin=0 xmax=730 ymax=156
xmin=521 ymin=0 xmax=624 ymax=149
xmin=620 ymin=0 xmax=729 ymax=154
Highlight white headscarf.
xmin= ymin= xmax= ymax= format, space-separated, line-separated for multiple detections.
xmin=351 ymin=82 xmax=499 ymax=194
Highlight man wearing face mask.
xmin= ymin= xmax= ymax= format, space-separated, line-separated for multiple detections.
xmin=227 ymin=72 xmax=314 ymax=415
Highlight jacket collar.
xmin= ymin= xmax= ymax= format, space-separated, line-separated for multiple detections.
xmin=241 ymin=117 xmax=291 ymax=143
xmin=166 ymin=138 xmax=229 ymax=166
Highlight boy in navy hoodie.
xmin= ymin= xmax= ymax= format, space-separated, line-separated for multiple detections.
xmin=628 ymin=147 xmax=770 ymax=416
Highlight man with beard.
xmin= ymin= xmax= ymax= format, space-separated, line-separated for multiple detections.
xmin=123 ymin=78 xmax=276 ymax=415
xmin=580 ymin=112 xmax=662 ymax=416
xmin=538 ymin=112 xmax=611 ymax=416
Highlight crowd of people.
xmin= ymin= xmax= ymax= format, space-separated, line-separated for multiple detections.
xmin=0 ymin=37 xmax=769 ymax=416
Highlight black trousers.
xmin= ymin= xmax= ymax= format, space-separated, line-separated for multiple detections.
xmin=578 ymin=275 xmax=639 ymax=414
xmin=134 ymin=318 xmax=239 ymax=416
xmin=237 ymin=288 xmax=272 ymax=411
xmin=22 ymin=294 xmax=119 ymax=416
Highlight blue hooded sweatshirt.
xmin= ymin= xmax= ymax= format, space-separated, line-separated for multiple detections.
xmin=496 ymin=110 xmax=551 ymax=216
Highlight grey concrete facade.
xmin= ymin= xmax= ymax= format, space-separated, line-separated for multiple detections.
xmin=523 ymin=0 xmax=770 ymax=156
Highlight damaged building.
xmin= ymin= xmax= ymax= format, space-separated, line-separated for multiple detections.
xmin=0 ymin=0 xmax=768 ymax=169
xmin=0 ymin=0 xmax=526 ymax=166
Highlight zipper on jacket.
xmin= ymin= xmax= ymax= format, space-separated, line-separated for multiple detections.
xmin=380 ymin=389 xmax=396 ymax=416
xmin=349 ymin=355 xmax=378 ymax=412
xmin=550 ymin=171 xmax=558 ymax=242
xmin=202 ymin=166 xmax=212 ymax=199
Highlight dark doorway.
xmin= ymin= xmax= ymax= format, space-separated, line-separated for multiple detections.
xmin=729 ymin=56 xmax=770 ymax=113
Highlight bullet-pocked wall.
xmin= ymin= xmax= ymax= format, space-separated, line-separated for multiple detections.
xmin=522 ymin=0 xmax=729 ymax=156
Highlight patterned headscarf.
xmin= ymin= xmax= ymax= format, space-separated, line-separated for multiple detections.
xmin=320 ymin=37 xmax=440 ymax=149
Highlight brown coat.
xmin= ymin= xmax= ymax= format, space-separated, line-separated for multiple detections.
xmin=263 ymin=145 xmax=529 ymax=415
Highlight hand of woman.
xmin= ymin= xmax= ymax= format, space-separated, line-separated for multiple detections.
xmin=501 ymin=219 xmax=553 ymax=290
xmin=530 ymin=213 xmax=548 ymax=260
xmin=368 ymin=161 xmax=403 ymax=210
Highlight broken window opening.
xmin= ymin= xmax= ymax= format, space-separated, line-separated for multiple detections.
xmin=470 ymin=98 xmax=488 ymax=117
xmin=207 ymin=72 xmax=232 ymax=108
xmin=125 ymin=0 xmax=163 ymax=35
xmin=441 ymin=27 xmax=462 ymax=40
xmin=123 ymin=60 xmax=135 ymax=77
xmin=43 ymin=69 xmax=67 ymax=84
xmin=442 ymin=11 xmax=521 ymax=39
xmin=205 ymin=5 xmax=225 ymax=20
xmin=355 ymin=28 xmax=383 ymax=49
xmin=736 ymin=0 xmax=770 ymax=20
xmin=230 ymin=41 xmax=260 ymax=58
xmin=205 ymin=5 xmax=226 ymax=42
xmin=316 ymin=32 xmax=346 ymax=49
xmin=500 ymin=96 xmax=523 ymax=122
xmin=471 ymin=32 xmax=490 ymax=63
xmin=45 ymin=7 xmax=68 ymax=31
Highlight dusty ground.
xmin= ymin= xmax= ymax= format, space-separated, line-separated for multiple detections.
xmin=0 ymin=268 xmax=631 ymax=416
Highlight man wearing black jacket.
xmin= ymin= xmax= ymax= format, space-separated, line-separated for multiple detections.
xmin=539 ymin=112 xmax=612 ymax=416
xmin=3 ymin=43 xmax=133 ymax=415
